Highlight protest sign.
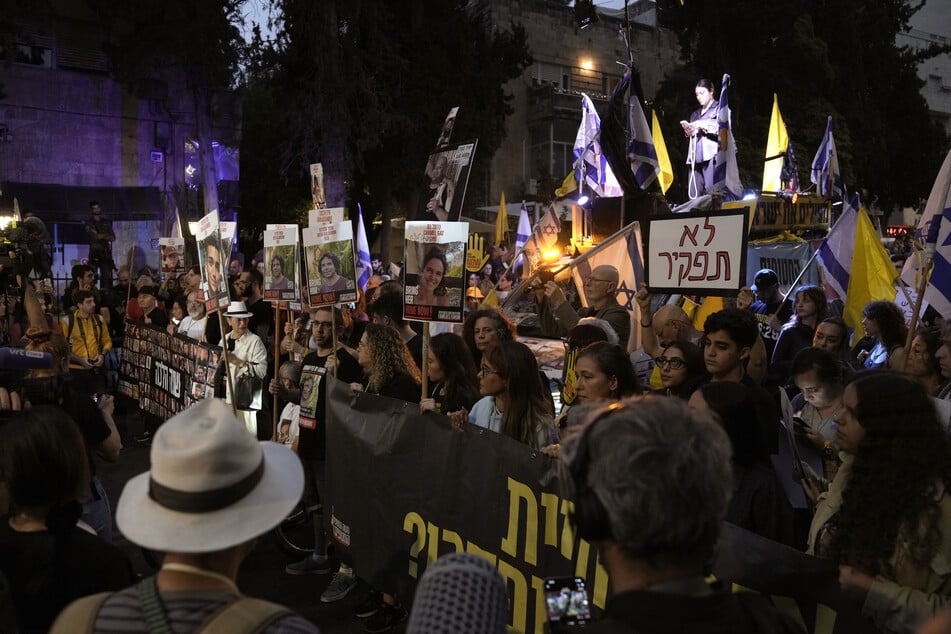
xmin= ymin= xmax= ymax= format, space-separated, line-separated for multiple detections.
xmin=415 ymin=140 xmax=478 ymax=222
xmin=645 ymin=208 xmax=750 ymax=295
xmin=159 ymin=237 xmax=185 ymax=276
xmin=264 ymin=226 xmax=301 ymax=304
xmin=403 ymin=221 xmax=467 ymax=323
xmin=194 ymin=210 xmax=230 ymax=313
xmin=308 ymin=207 xmax=345 ymax=228
xmin=325 ymin=377 xmax=863 ymax=633
xmin=118 ymin=321 xmax=221 ymax=421
xmin=303 ymin=221 xmax=357 ymax=306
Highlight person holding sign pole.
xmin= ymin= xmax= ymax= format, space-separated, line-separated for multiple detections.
xmin=223 ymin=302 xmax=267 ymax=436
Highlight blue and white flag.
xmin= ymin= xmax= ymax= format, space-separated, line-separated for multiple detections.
xmin=573 ymin=94 xmax=624 ymax=198
xmin=571 ymin=222 xmax=644 ymax=310
xmin=712 ymin=73 xmax=743 ymax=200
xmin=514 ymin=201 xmax=531 ymax=265
xmin=355 ymin=203 xmax=372 ymax=291
xmin=815 ymin=193 xmax=859 ymax=299
xmin=810 ymin=115 xmax=843 ymax=198
xmin=901 ymin=148 xmax=951 ymax=319
xmin=625 ymin=71 xmax=660 ymax=190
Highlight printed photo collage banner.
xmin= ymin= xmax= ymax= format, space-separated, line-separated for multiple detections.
xmin=118 ymin=321 xmax=222 ymax=421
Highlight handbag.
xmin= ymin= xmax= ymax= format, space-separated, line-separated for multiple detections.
xmin=234 ymin=366 xmax=263 ymax=411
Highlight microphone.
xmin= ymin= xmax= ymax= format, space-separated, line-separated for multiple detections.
xmin=407 ymin=552 xmax=508 ymax=634
xmin=0 ymin=347 xmax=53 ymax=370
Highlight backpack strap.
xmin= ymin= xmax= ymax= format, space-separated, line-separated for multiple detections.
xmin=198 ymin=597 xmax=292 ymax=634
xmin=48 ymin=591 xmax=112 ymax=634
xmin=136 ymin=576 xmax=175 ymax=634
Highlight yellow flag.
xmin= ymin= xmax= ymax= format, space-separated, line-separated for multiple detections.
xmin=691 ymin=296 xmax=724 ymax=331
xmin=652 ymin=110 xmax=674 ymax=194
xmin=555 ymin=171 xmax=576 ymax=198
xmin=494 ymin=191 xmax=507 ymax=246
xmin=480 ymin=289 xmax=499 ymax=308
xmin=762 ymin=93 xmax=789 ymax=192
xmin=843 ymin=208 xmax=898 ymax=343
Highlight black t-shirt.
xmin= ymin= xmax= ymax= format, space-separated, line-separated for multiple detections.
xmin=371 ymin=372 xmax=421 ymax=404
xmin=248 ymin=297 xmax=274 ymax=343
xmin=749 ymin=299 xmax=793 ymax=359
xmin=0 ymin=520 xmax=134 ymax=634
xmin=298 ymin=348 xmax=362 ymax=460
xmin=140 ymin=307 xmax=169 ymax=329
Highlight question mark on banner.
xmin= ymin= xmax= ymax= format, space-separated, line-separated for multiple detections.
xmin=403 ymin=512 xmax=427 ymax=578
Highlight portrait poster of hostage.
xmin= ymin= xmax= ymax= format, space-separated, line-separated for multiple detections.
xmin=264 ymin=226 xmax=301 ymax=304
xmin=403 ymin=221 xmax=468 ymax=323
xmin=194 ymin=210 xmax=230 ymax=314
xmin=303 ymin=221 xmax=357 ymax=307
xmin=414 ymin=140 xmax=478 ymax=222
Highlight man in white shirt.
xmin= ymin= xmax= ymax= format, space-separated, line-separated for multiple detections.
xmin=177 ymin=290 xmax=207 ymax=341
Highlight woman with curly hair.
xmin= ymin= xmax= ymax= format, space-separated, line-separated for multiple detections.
xmin=804 ymin=371 xmax=951 ymax=633
xmin=858 ymin=300 xmax=908 ymax=369
xmin=420 ymin=333 xmax=480 ymax=415
xmin=459 ymin=340 xmax=557 ymax=450
xmin=354 ymin=322 xmax=421 ymax=404
xmin=770 ymin=285 xmax=828 ymax=385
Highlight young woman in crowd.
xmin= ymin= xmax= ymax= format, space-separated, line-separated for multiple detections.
xmin=804 ymin=372 xmax=951 ymax=634
xmin=420 ymin=332 xmax=480 ymax=415
xmin=857 ymin=300 xmax=908 ymax=369
xmin=165 ymin=294 xmax=187 ymax=335
xmin=458 ymin=340 xmax=557 ymax=451
xmin=354 ymin=322 xmax=421 ymax=404
xmin=904 ymin=327 xmax=944 ymax=396
xmin=771 ymin=285 xmax=828 ymax=384
xmin=655 ymin=341 xmax=708 ymax=400
xmin=689 ymin=382 xmax=795 ymax=547
xmin=791 ymin=347 xmax=846 ymax=481
xmin=350 ymin=322 xmax=421 ymax=630
xmin=0 ymin=407 xmax=133 ymax=634
xmin=573 ymin=342 xmax=640 ymax=405
xmin=812 ymin=316 xmax=856 ymax=371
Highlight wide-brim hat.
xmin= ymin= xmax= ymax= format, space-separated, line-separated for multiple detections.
xmin=223 ymin=301 xmax=253 ymax=319
xmin=116 ymin=398 xmax=303 ymax=553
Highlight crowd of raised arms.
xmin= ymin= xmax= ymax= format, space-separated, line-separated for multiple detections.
xmin=1 ymin=224 xmax=950 ymax=634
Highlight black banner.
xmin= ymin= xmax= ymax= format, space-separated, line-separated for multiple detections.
xmin=118 ymin=321 xmax=222 ymax=420
xmin=325 ymin=376 xmax=867 ymax=633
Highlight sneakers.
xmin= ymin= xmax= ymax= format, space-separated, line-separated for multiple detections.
xmin=363 ymin=602 xmax=407 ymax=633
xmin=354 ymin=589 xmax=382 ymax=618
xmin=320 ymin=570 xmax=358 ymax=602
xmin=285 ymin=554 xmax=331 ymax=576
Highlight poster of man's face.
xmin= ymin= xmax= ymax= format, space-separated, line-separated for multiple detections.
xmin=198 ymin=233 xmax=229 ymax=311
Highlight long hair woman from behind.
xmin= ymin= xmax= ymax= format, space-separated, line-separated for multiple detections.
xmin=655 ymin=341 xmax=708 ymax=400
xmin=807 ymin=372 xmax=951 ymax=632
xmin=355 ymin=322 xmax=421 ymax=403
xmin=0 ymin=407 xmax=133 ymax=634
xmin=421 ymin=332 xmax=480 ymax=415
xmin=466 ymin=340 xmax=557 ymax=450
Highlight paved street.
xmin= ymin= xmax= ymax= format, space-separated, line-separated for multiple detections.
xmin=98 ymin=410 xmax=404 ymax=634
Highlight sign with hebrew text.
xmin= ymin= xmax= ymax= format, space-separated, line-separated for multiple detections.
xmin=645 ymin=208 xmax=750 ymax=296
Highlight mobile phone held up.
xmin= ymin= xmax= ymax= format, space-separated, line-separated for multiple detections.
xmin=544 ymin=576 xmax=591 ymax=631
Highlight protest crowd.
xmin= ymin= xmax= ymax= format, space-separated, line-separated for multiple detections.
xmin=2 ymin=109 xmax=951 ymax=634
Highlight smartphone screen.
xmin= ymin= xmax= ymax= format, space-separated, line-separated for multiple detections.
xmin=544 ymin=577 xmax=591 ymax=628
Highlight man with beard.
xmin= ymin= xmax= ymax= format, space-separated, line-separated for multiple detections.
xmin=176 ymin=290 xmax=207 ymax=341
xmin=236 ymin=268 xmax=273 ymax=346
xmin=271 ymin=306 xmax=362 ymax=595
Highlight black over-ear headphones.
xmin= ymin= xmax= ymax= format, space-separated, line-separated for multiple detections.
xmin=569 ymin=401 xmax=628 ymax=542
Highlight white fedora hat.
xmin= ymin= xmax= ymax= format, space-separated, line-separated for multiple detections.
xmin=116 ymin=398 xmax=303 ymax=553
xmin=223 ymin=301 xmax=253 ymax=318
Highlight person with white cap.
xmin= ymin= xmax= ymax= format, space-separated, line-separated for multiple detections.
xmin=50 ymin=398 xmax=320 ymax=633
xmin=223 ymin=300 xmax=268 ymax=436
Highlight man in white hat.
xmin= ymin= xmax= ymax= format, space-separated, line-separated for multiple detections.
xmin=51 ymin=398 xmax=320 ymax=633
